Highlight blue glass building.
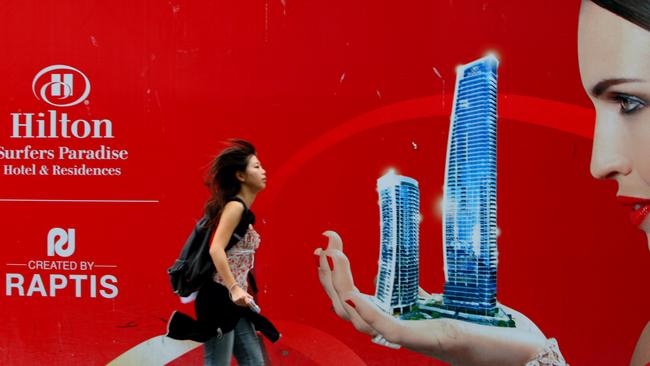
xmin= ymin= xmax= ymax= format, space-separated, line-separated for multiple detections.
xmin=442 ymin=55 xmax=499 ymax=316
xmin=375 ymin=170 xmax=420 ymax=315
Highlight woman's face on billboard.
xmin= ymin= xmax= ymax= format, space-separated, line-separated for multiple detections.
xmin=579 ymin=1 xmax=650 ymax=249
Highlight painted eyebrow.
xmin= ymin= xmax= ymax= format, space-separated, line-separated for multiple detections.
xmin=591 ymin=78 xmax=643 ymax=97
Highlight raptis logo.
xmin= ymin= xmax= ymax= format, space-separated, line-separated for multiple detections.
xmin=4 ymin=227 xmax=119 ymax=299
xmin=47 ymin=227 xmax=75 ymax=257
xmin=31 ymin=65 xmax=91 ymax=107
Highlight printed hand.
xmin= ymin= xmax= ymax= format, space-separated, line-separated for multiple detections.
xmin=314 ymin=231 xmax=548 ymax=366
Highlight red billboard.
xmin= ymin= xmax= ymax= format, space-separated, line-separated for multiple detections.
xmin=1 ymin=1 xmax=648 ymax=365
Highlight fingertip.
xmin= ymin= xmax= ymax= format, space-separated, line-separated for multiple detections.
xmin=322 ymin=230 xmax=337 ymax=237
xmin=322 ymin=230 xmax=343 ymax=250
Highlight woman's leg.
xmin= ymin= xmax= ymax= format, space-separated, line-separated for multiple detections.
xmin=232 ymin=318 xmax=265 ymax=366
xmin=203 ymin=330 xmax=235 ymax=366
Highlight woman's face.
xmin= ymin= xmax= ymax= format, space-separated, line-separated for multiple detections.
xmin=579 ymin=1 xmax=650 ymax=250
xmin=240 ymin=155 xmax=267 ymax=192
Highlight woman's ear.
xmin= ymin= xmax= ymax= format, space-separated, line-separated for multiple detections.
xmin=236 ymin=170 xmax=246 ymax=183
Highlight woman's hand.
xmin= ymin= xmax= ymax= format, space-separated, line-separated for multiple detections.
xmin=229 ymin=284 xmax=253 ymax=307
xmin=314 ymin=231 xmax=549 ymax=366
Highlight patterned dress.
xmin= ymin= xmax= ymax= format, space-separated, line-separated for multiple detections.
xmin=214 ymin=225 xmax=260 ymax=292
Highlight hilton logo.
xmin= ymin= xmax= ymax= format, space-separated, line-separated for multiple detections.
xmin=9 ymin=65 xmax=113 ymax=139
xmin=32 ymin=65 xmax=91 ymax=107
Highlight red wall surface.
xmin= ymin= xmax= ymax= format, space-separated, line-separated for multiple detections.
xmin=0 ymin=1 xmax=647 ymax=365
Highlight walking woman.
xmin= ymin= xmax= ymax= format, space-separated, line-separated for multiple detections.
xmin=202 ymin=139 xmax=268 ymax=365
xmin=168 ymin=139 xmax=278 ymax=366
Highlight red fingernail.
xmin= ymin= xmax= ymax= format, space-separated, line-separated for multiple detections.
xmin=327 ymin=256 xmax=334 ymax=270
xmin=345 ymin=299 xmax=356 ymax=309
xmin=314 ymin=255 xmax=321 ymax=268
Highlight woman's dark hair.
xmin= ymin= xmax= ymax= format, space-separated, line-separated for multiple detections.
xmin=591 ymin=0 xmax=650 ymax=31
xmin=203 ymin=139 xmax=256 ymax=229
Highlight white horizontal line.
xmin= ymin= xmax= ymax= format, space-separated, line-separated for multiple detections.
xmin=95 ymin=265 xmax=118 ymax=268
xmin=0 ymin=199 xmax=159 ymax=203
xmin=6 ymin=263 xmax=27 ymax=266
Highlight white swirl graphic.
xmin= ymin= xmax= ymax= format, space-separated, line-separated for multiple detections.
xmin=32 ymin=65 xmax=91 ymax=107
xmin=107 ymin=335 xmax=200 ymax=365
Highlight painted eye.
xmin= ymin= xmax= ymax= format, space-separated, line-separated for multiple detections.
xmin=614 ymin=94 xmax=646 ymax=114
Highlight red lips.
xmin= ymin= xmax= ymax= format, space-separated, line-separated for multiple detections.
xmin=617 ymin=196 xmax=650 ymax=227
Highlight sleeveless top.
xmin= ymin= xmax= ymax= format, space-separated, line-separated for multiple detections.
xmin=213 ymin=225 xmax=260 ymax=292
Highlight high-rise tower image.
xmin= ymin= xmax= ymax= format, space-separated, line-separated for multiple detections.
xmin=442 ymin=55 xmax=499 ymax=315
xmin=420 ymin=55 xmax=513 ymax=326
xmin=374 ymin=169 xmax=420 ymax=315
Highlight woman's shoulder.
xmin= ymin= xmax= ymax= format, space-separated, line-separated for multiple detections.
xmin=223 ymin=198 xmax=246 ymax=211
xmin=226 ymin=196 xmax=255 ymax=221
xmin=220 ymin=200 xmax=246 ymax=222
xmin=225 ymin=196 xmax=247 ymax=206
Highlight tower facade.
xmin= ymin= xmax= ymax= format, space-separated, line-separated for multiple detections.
xmin=375 ymin=170 xmax=420 ymax=315
xmin=442 ymin=55 xmax=499 ymax=315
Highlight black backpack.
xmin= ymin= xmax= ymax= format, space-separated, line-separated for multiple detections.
xmin=167 ymin=197 xmax=255 ymax=297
